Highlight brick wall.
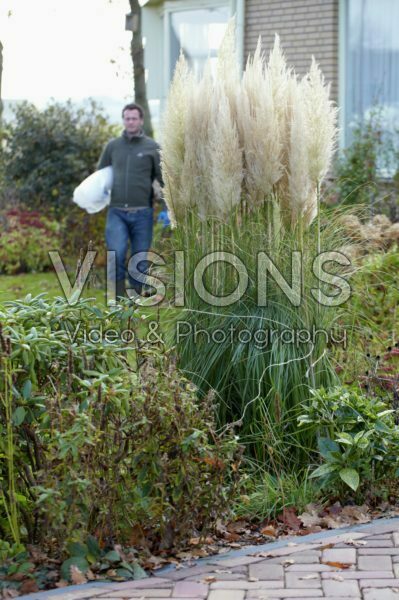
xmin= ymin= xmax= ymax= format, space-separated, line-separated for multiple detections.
xmin=244 ymin=0 xmax=339 ymax=102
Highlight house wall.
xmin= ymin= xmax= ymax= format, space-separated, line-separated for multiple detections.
xmin=244 ymin=0 xmax=339 ymax=102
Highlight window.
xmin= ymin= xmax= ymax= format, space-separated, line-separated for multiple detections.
xmin=345 ymin=0 xmax=399 ymax=143
xmin=169 ymin=6 xmax=230 ymax=80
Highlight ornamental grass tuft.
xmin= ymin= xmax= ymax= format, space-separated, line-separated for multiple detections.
xmin=162 ymin=22 xmax=349 ymax=469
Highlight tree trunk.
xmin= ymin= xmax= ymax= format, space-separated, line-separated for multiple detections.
xmin=128 ymin=0 xmax=153 ymax=138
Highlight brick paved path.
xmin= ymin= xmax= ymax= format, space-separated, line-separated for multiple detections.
xmin=22 ymin=518 xmax=399 ymax=600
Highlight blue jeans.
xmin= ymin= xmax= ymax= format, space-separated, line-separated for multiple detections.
xmin=105 ymin=207 xmax=153 ymax=294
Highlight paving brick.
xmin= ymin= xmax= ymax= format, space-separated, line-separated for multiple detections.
xmin=256 ymin=543 xmax=321 ymax=558
xmin=184 ymin=573 xmax=245 ymax=582
xmin=322 ymin=579 xmax=360 ymax=596
xmin=208 ymin=591 xmax=245 ymax=600
xmin=322 ymin=548 xmax=356 ymax=564
xmin=285 ymin=572 xmax=321 ymax=588
xmin=172 ymin=581 xmax=208 ymax=597
xmin=322 ymin=571 xmax=394 ymax=579
xmin=102 ymin=579 xmax=172 ymax=590
xmin=335 ymin=539 xmax=394 ymax=548
xmin=311 ymin=532 xmax=366 ymax=546
xmin=360 ymin=578 xmax=399 ymax=587
xmin=393 ymin=532 xmax=399 ymax=547
xmin=359 ymin=548 xmax=399 ymax=555
xmin=358 ymin=555 xmax=393 ymax=571
xmin=286 ymin=563 xmax=337 ymax=572
xmin=364 ymin=535 xmax=392 ymax=540
xmin=210 ymin=580 xmax=282 ymax=589
xmin=155 ymin=566 xmax=219 ymax=582
xmin=360 ymin=523 xmax=399 ymax=535
xmin=363 ymin=589 xmax=399 ymax=600
xmin=268 ymin=551 xmax=321 ymax=564
xmin=249 ymin=560 xmax=284 ymax=579
xmin=246 ymin=589 xmax=323 ymax=598
xmin=357 ymin=540 xmax=394 ymax=547
xmin=104 ymin=590 xmax=171 ymax=597
xmin=45 ymin=590 xmax=115 ymax=600
xmin=207 ymin=556 xmax=264 ymax=568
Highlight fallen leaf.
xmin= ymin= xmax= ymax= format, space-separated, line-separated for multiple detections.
xmin=327 ymin=502 xmax=342 ymax=516
xmin=225 ymin=532 xmax=241 ymax=542
xmin=189 ymin=537 xmax=201 ymax=545
xmin=298 ymin=510 xmax=322 ymax=528
xmin=0 ymin=589 xmax=19 ymax=599
xmin=300 ymin=574 xmax=318 ymax=580
xmin=248 ymin=577 xmax=259 ymax=582
xmin=320 ymin=543 xmax=335 ymax=550
xmin=203 ymin=576 xmax=217 ymax=583
xmin=19 ymin=579 xmax=39 ymax=594
xmin=278 ymin=507 xmax=302 ymax=531
xmin=323 ymin=516 xmax=344 ymax=529
xmin=322 ymin=561 xmax=352 ymax=569
xmin=340 ymin=505 xmax=370 ymax=523
xmin=345 ymin=538 xmax=367 ymax=547
xmin=143 ymin=555 xmax=167 ymax=569
xmin=215 ymin=519 xmax=227 ymax=535
xmin=226 ymin=520 xmax=249 ymax=534
xmin=70 ymin=565 xmax=87 ymax=585
xmin=128 ymin=523 xmax=147 ymax=547
xmin=260 ymin=525 xmax=277 ymax=537
xmin=55 ymin=579 xmax=69 ymax=588
xmin=282 ymin=559 xmax=295 ymax=566
xmin=105 ymin=569 xmax=117 ymax=577
xmin=191 ymin=548 xmax=209 ymax=558
xmin=214 ymin=569 xmax=232 ymax=574
xmin=331 ymin=574 xmax=345 ymax=581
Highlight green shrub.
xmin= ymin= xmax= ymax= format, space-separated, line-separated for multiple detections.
xmin=0 ymin=295 xmax=239 ymax=552
xmin=330 ymin=109 xmax=398 ymax=212
xmin=0 ymin=99 xmax=118 ymax=211
xmin=0 ymin=208 xmax=60 ymax=274
xmin=298 ymin=386 xmax=399 ymax=496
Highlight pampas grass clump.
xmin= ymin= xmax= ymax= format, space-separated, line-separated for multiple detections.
xmin=161 ymin=22 xmax=337 ymax=230
xmin=162 ymin=21 xmax=346 ymax=467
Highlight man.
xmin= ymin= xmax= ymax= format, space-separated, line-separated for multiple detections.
xmin=97 ymin=102 xmax=163 ymax=300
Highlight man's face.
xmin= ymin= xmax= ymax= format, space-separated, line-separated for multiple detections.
xmin=123 ymin=109 xmax=144 ymax=135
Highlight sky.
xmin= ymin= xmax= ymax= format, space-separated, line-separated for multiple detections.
xmin=0 ymin=0 xmax=136 ymax=109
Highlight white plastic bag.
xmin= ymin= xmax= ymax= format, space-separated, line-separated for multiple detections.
xmin=72 ymin=166 xmax=113 ymax=214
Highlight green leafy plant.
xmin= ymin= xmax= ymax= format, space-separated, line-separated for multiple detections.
xmin=61 ymin=537 xmax=146 ymax=583
xmin=299 ymin=387 xmax=399 ymax=495
xmin=0 ymin=294 xmax=239 ymax=554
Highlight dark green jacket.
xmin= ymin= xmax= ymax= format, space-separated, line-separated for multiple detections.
xmin=97 ymin=130 xmax=163 ymax=208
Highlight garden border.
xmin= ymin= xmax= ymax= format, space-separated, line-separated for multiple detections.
xmin=19 ymin=515 xmax=399 ymax=599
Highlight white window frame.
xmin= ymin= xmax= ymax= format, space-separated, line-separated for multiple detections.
xmin=162 ymin=0 xmax=245 ymax=103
